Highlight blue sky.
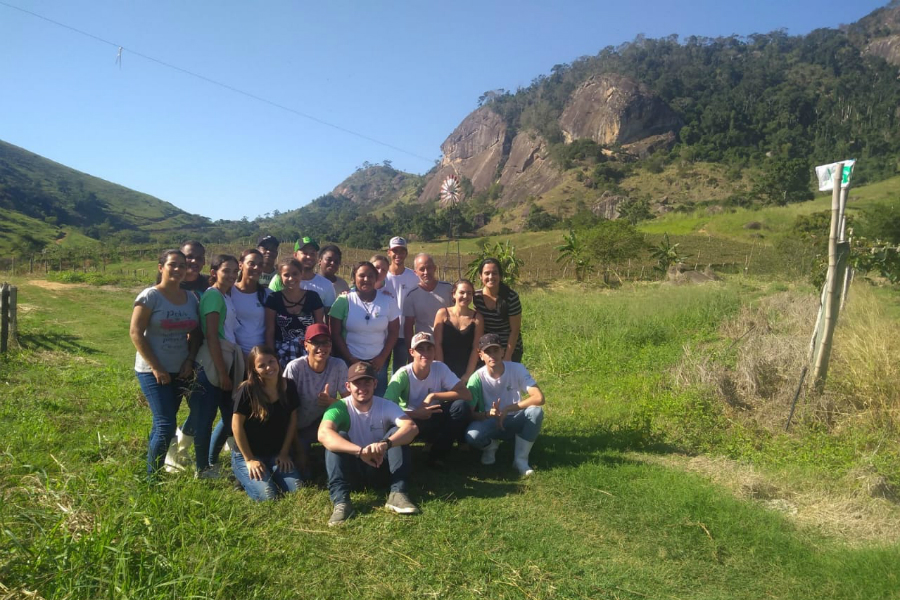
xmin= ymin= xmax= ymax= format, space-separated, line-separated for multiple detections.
xmin=0 ymin=0 xmax=889 ymax=221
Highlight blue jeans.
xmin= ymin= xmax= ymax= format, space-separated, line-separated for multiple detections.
xmin=209 ymin=414 xmax=234 ymax=466
xmin=466 ymin=406 xmax=544 ymax=448
xmin=325 ymin=429 xmax=410 ymax=505
xmin=414 ymin=399 xmax=471 ymax=459
xmin=186 ymin=366 xmax=231 ymax=471
xmin=136 ymin=371 xmax=183 ymax=477
xmin=232 ymin=451 xmax=302 ymax=501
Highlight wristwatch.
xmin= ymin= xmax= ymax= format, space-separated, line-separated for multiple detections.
xmin=381 ymin=437 xmax=393 ymax=449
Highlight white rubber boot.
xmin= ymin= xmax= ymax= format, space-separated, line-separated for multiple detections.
xmin=164 ymin=428 xmax=193 ymax=473
xmin=513 ymin=436 xmax=535 ymax=476
xmin=223 ymin=436 xmax=236 ymax=454
xmin=480 ymin=439 xmax=500 ymax=465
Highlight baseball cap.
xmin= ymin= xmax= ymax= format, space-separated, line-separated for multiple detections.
xmin=294 ymin=236 xmax=320 ymax=252
xmin=478 ymin=333 xmax=503 ymax=351
xmin=257 ymin=235 xmax=280 ymax=249
xmin=410 ymin=331 xmax=435 ymax=350
xmin=389 ymin=236 xmax=407 ymax=250
xmin=348 ymin=361 xmax=377 ymax=382
xmin=304 ymin=323 xmax=331 ymax=342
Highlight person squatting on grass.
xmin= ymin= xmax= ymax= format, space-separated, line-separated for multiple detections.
xmin=283 ymin=323 xmax=348 ymax=476
xmin=329 ymin=261 xmax=400 ymax=396
xmin=264 ymin=257 xmax=325 ymax=368
xmin=318 ymin=361 xmax=420 ymax=526
xmin=130 ymin=249 xmax=200 ymax=477
xmin=384 ymin=332 xmax=472 ymax=466
xmin=466 ymin=333 xmax=545 ymax=477
xmin=474 ymin=258 xmax=523 ymax=363
xmin=184 ymin=254 xmax=245 ymax=477
xmin=230 ymin=346 xmax=302 ymax=501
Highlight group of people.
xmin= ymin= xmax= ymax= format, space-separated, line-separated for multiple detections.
xmin=129 ymin=234 xmax=545 ymax=525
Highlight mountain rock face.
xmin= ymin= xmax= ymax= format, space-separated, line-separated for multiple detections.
xmin=497 ymin=133 xmax=563 ymax=206
xmin=854 ymin=3 xmax=900 ymax=66
xmin=558 ymin=74 xmax=681 ymax=147
xmin=420 ymin=107 xmax=507 ymax=201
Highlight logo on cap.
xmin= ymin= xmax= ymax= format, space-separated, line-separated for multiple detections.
xmin=294 ymin=236 xmax=320 ymax=252
xmin=411 ymin=331 xmax=434 ymax=350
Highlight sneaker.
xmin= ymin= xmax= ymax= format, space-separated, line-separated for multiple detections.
xmin=328 ymin=502 xmax=355 ymax=526
xmin=197 ymin=465 xmax=222 ymax=480
xmin=385 ymin=492 xmax=420 ymax=515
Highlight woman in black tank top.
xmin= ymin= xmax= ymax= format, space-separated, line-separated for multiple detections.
xmin=433 ymin=279 xmax=484 ymax=381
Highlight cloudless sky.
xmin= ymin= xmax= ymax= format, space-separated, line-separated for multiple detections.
xmin=0 ymin=0 xmax=889 ymax=221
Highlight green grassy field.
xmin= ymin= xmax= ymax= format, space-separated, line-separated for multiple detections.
xmin=1 ymin=276 xmax=898 ymax=599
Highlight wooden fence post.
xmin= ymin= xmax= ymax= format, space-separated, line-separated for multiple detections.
xmin=812 ymin=165 xmax=845 ymax=393
xmin=8 ymin=285 xmax=17 ymax=349
xmin=1 ymin=283 xmax=8 ymax=354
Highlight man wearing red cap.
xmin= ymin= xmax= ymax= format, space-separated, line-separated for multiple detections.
xmin=283 ymin=324 xmax=348 ymax=471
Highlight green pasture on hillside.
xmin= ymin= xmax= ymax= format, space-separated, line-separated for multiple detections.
xmin=0 ymin=277 xmax=898 ymax=599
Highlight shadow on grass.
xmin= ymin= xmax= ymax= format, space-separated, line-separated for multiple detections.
xmin=18 ymin=332 xmax=98 ymax=355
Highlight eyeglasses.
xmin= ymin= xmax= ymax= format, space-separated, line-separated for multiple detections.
xmin=306 ymin=339 xmax=332 ymax=348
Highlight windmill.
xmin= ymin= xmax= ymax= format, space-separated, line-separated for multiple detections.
xmin=440 ymin=174 xmax=464 ymax=278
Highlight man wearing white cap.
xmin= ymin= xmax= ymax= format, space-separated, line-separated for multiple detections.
xmin=384 ymin=236 xmax=419 ymax=374
xmin=384 ymin=331 xmax=471 ymax=465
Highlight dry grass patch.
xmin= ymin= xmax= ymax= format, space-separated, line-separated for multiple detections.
xmin=634 ymin=453 xmax=900 ymax=546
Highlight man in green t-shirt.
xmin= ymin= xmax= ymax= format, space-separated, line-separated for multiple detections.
xmin=318 ymin=361 xmax=420 ymax=526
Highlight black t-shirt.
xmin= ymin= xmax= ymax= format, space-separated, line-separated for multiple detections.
xmin=234 ymin=385 xmax=299 ymax=457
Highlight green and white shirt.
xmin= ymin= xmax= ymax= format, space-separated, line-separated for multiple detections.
xmin=322 ymin=396 xmax=407 ymax=447
xmin=384 ymin=362 xmax=459 ymax=411
xmin=466 ymin=362 xmax=536 ymax=412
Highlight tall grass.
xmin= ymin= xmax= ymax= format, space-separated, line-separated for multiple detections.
xmin=1 ymin=277 xmax=898 ymax=598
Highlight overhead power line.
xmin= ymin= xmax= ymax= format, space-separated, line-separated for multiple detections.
xmin=0 ymin=1 xmax=435 ymax=164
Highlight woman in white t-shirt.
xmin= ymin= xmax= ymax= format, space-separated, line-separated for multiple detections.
xmin=329 ymin=261 xmax=399 ymax=396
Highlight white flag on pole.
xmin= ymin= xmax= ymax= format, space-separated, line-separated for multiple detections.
xmin=815 ymin=159 xmax=856 ymax=191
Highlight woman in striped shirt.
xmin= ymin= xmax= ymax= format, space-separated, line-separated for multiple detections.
xmin=473 ymin=258 xmax=523 ymax=363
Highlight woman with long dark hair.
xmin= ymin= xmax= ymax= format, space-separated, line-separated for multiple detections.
xmin=433 ymin=278 xmax=484 ymax=381
xmin=328 ymin=261 xmax=399 ymax=396
xmin=231 ymin=346 xmax=302 ymax=501
xmin=473 ymin=258 xmax=523 ymax=363
xmin=130 ymin=249 xmax=200 ymax=477
xmin=188 ymin=254 xmax=244 ymax=477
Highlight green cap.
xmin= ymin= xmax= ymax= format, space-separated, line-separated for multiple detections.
xmin=294 ymin=236 xmax=319 ymax=252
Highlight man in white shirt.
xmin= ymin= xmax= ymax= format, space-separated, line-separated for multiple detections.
xmin=384 ymin=236 xmax=419 ymax=373
xmin=283 ymin=324 xmax=349 ymax=473
xmin=318 ymin=361 xmax=420 ymax=526
xmin=465 ymin=334 xmax=545 ymax=477
xmin=268 ymin=235 xmax=337 ymax=311
xmin=385 ymin=332 xmax=471 ymax=466
xmin=403 ymin=253 xmax=452 ymax=340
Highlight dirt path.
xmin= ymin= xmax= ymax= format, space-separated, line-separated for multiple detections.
xmin=633 ymin=452 xmax=900 ymax=546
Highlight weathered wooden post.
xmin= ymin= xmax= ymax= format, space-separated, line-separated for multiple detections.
xmin=812 ymin=165 xmax=844 ymax=393
xmin=0 ymin=283 xmax=8 ymax=354
xmin=8 ymin=285 xmax=17 ymax=349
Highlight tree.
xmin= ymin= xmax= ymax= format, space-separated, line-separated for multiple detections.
xmin=617 ymin=197 xmax=654 ymax=225
xmin=555 ymin=230 xmax=593 ymax=282
xmin=650 ymin=233 xmax=686 ymax=272
xmin=582 ymin=220 xmax=645 ymax=282
xmin=754 ymin=158 xmax=814 ymax=205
